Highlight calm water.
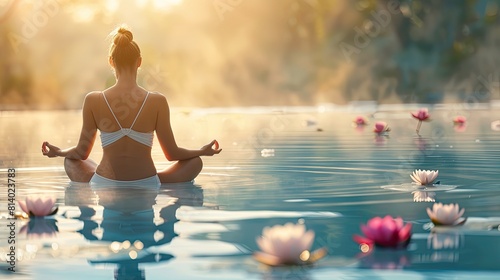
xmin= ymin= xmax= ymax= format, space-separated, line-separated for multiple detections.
xmin=1 ymin=105 xmax=500 ymax=279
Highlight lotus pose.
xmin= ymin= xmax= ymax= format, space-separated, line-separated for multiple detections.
xmin=42 ymin=26 xmax=221 ymax=185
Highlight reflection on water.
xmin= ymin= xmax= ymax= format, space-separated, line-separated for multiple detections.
xmin=428 ymin=232 xmax=462 ymax=250
xmin=412 ymin=190 xmax=436 ymax=202
xmin=2 ymin=107 xmax=500 ymax=278
xmin=64 ymin=182 xmax=203 ymax=280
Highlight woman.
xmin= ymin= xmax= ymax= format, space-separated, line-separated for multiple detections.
xmin=42 ymin=26 xmax=222 ymax=185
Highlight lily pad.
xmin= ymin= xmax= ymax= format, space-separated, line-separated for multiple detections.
xmin=381 ymin=183 xmax=458 ymax=192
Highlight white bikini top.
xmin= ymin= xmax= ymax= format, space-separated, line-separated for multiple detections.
xmin=100 ymin=91 xmax=154 ymax=148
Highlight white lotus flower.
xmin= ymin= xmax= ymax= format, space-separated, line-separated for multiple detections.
xmin=410 ymin=169 xmax=439 ymax=185
xmin=426 ymin=203 xmax=466 ymax=226
xmin=254 ymin=223 xmax=326 ymax=266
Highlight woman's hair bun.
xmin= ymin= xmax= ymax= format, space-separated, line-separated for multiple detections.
xmin=113 ymin=26 xmax=133 ymax=46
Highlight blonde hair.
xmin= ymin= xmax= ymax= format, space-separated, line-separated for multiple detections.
xmin=108 ymin=25 xmax=141 ymax=71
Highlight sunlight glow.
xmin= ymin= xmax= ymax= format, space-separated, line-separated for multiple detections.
xmin=70 ymin=5 xmax=95 ymax=23
xmin=153 ymin=0 xmax=183 ymax=10
xmin=105 ymin=0 xmax=119 ymax=13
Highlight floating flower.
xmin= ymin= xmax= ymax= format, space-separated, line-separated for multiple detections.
xmin=426 ymin=203 xmax=466 ymax=226
xmin=410 ymin=169 xmax=439 ymax=186
xmin=354 ymin=116 xmax=368 ymax=126
xmin=411 ymin=108 xmax=430 ymax=121
xmin=353 ymin=216 xmax=412 ymax=248
xmin=411 ymin=108 xmax=430 ymax=134
xmin=18 ymin=196 xmax=58 ymax=217
xmin=254 ymin=223 xmax=326 ymax=266
xmin=452 ymin=116 xmax=466 ymax=125
xmin=373 ymin=121 xmax=390 ymax=134
xmin=412 ymin=191 xmax=436 ymax=202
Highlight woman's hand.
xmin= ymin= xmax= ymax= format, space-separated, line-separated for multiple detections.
xmin=201 ymin=140 xmax=222 ymax=156
xmin=42 ymin=141 xmax=61 ymax=158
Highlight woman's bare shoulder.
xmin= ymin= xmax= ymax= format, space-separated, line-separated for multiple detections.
xmin=84 ymin=91 xmax=103 ymax=100
xmin=81 ymin=91 xmax=103 ymax=106
xmin=148 ymin=91 xmax=169 ymax=105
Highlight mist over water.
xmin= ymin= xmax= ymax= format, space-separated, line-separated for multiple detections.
xmin=1 ymin=0 xmax=500 ymax=109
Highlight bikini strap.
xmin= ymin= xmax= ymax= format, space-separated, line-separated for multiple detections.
xmin=102 ymin=91 xmax=123 ymax=129
xmin=102 ymin=91 xmax=150 ymax=130
xmin=129 ymin=92 xmax=150 ymax=129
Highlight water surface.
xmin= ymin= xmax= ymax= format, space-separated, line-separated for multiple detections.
xmin=1 ymin=106 xmax=500 ymax=279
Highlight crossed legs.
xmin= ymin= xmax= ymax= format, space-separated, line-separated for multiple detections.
xmin=64 ymin=157 xmax=203 ymax=183
xmin=64 ymin=158 xmax=97 ymax=183
xmin=157 ymin=157 xmax=203 ymax=183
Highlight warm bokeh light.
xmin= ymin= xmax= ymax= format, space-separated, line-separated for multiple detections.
xmin=299 ymin=250 xmax=310 ymax=261
xmin=360 ymin=243 xmax=370 ymax=253
xmin=128 ymin=250 xmax=138 ymax=259
xmin=1 ymin=0 xmax=499 ymax=109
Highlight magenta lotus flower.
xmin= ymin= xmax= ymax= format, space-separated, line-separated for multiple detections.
xmin=373 ymin=121 xmax=390 ymax=134
xmin=354 ymin=116 xmax=368 ymax=126
xmin=453 ymin=116 xmax=466 ymax=125
xmin=411 ymin=108 xmax=430 ymax=121
xmin=18 ymin=196 xmax=58 ymax=217
xmin=411 ymin=108 xmax=430 ymax=134
xmin=353 ymin=216 xmax=412 ymax=248
xmin=426 ymin=203 xmax=466 ymax=226
xmin=254 ymin=223 xmax=326 ymax=266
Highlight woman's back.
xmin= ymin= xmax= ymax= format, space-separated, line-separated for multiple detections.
xmin=91 ymin=87 xmax=160 ymax=180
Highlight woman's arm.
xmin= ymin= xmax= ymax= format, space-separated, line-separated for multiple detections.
xmin=42 ymin=93 xmax=98 ymax=160
xmin=155 ymin=93 xmax=221 ymax=161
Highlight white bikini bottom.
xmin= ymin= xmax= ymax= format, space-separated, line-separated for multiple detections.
xmin=90 ymin=173 xmax=161 ymax=189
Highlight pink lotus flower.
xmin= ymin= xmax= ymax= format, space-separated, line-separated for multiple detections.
xmin=354 ymin=116 xmax=368 ymax=126
xmin=373 ymin=121 xmax=390 ymax=134
xmin=453 ymin=116 xmax=466 ymax=125
xmin=254 ymin=223 xmax=326 ymax=266
xmin=18 ymin=196 xmax=58 ymax=217
xmin=411 ymin=108 xmax=430 ymax=121
xmin=353 ymin=216 xmax=412 ymax=248
xmin=410 ymin=169 xmax=438 ymax=185
xmin=426 ymin=203 xmax=466 ymax=226
xmin=411 ymin=108 xmax=430 ymax=134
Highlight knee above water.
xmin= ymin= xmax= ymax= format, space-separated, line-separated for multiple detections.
xmin=193 ymin=156 xmax=203 ymax=169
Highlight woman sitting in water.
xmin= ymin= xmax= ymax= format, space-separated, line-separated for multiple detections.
xmin=41 ymin=25 xmax=222 ymax=185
